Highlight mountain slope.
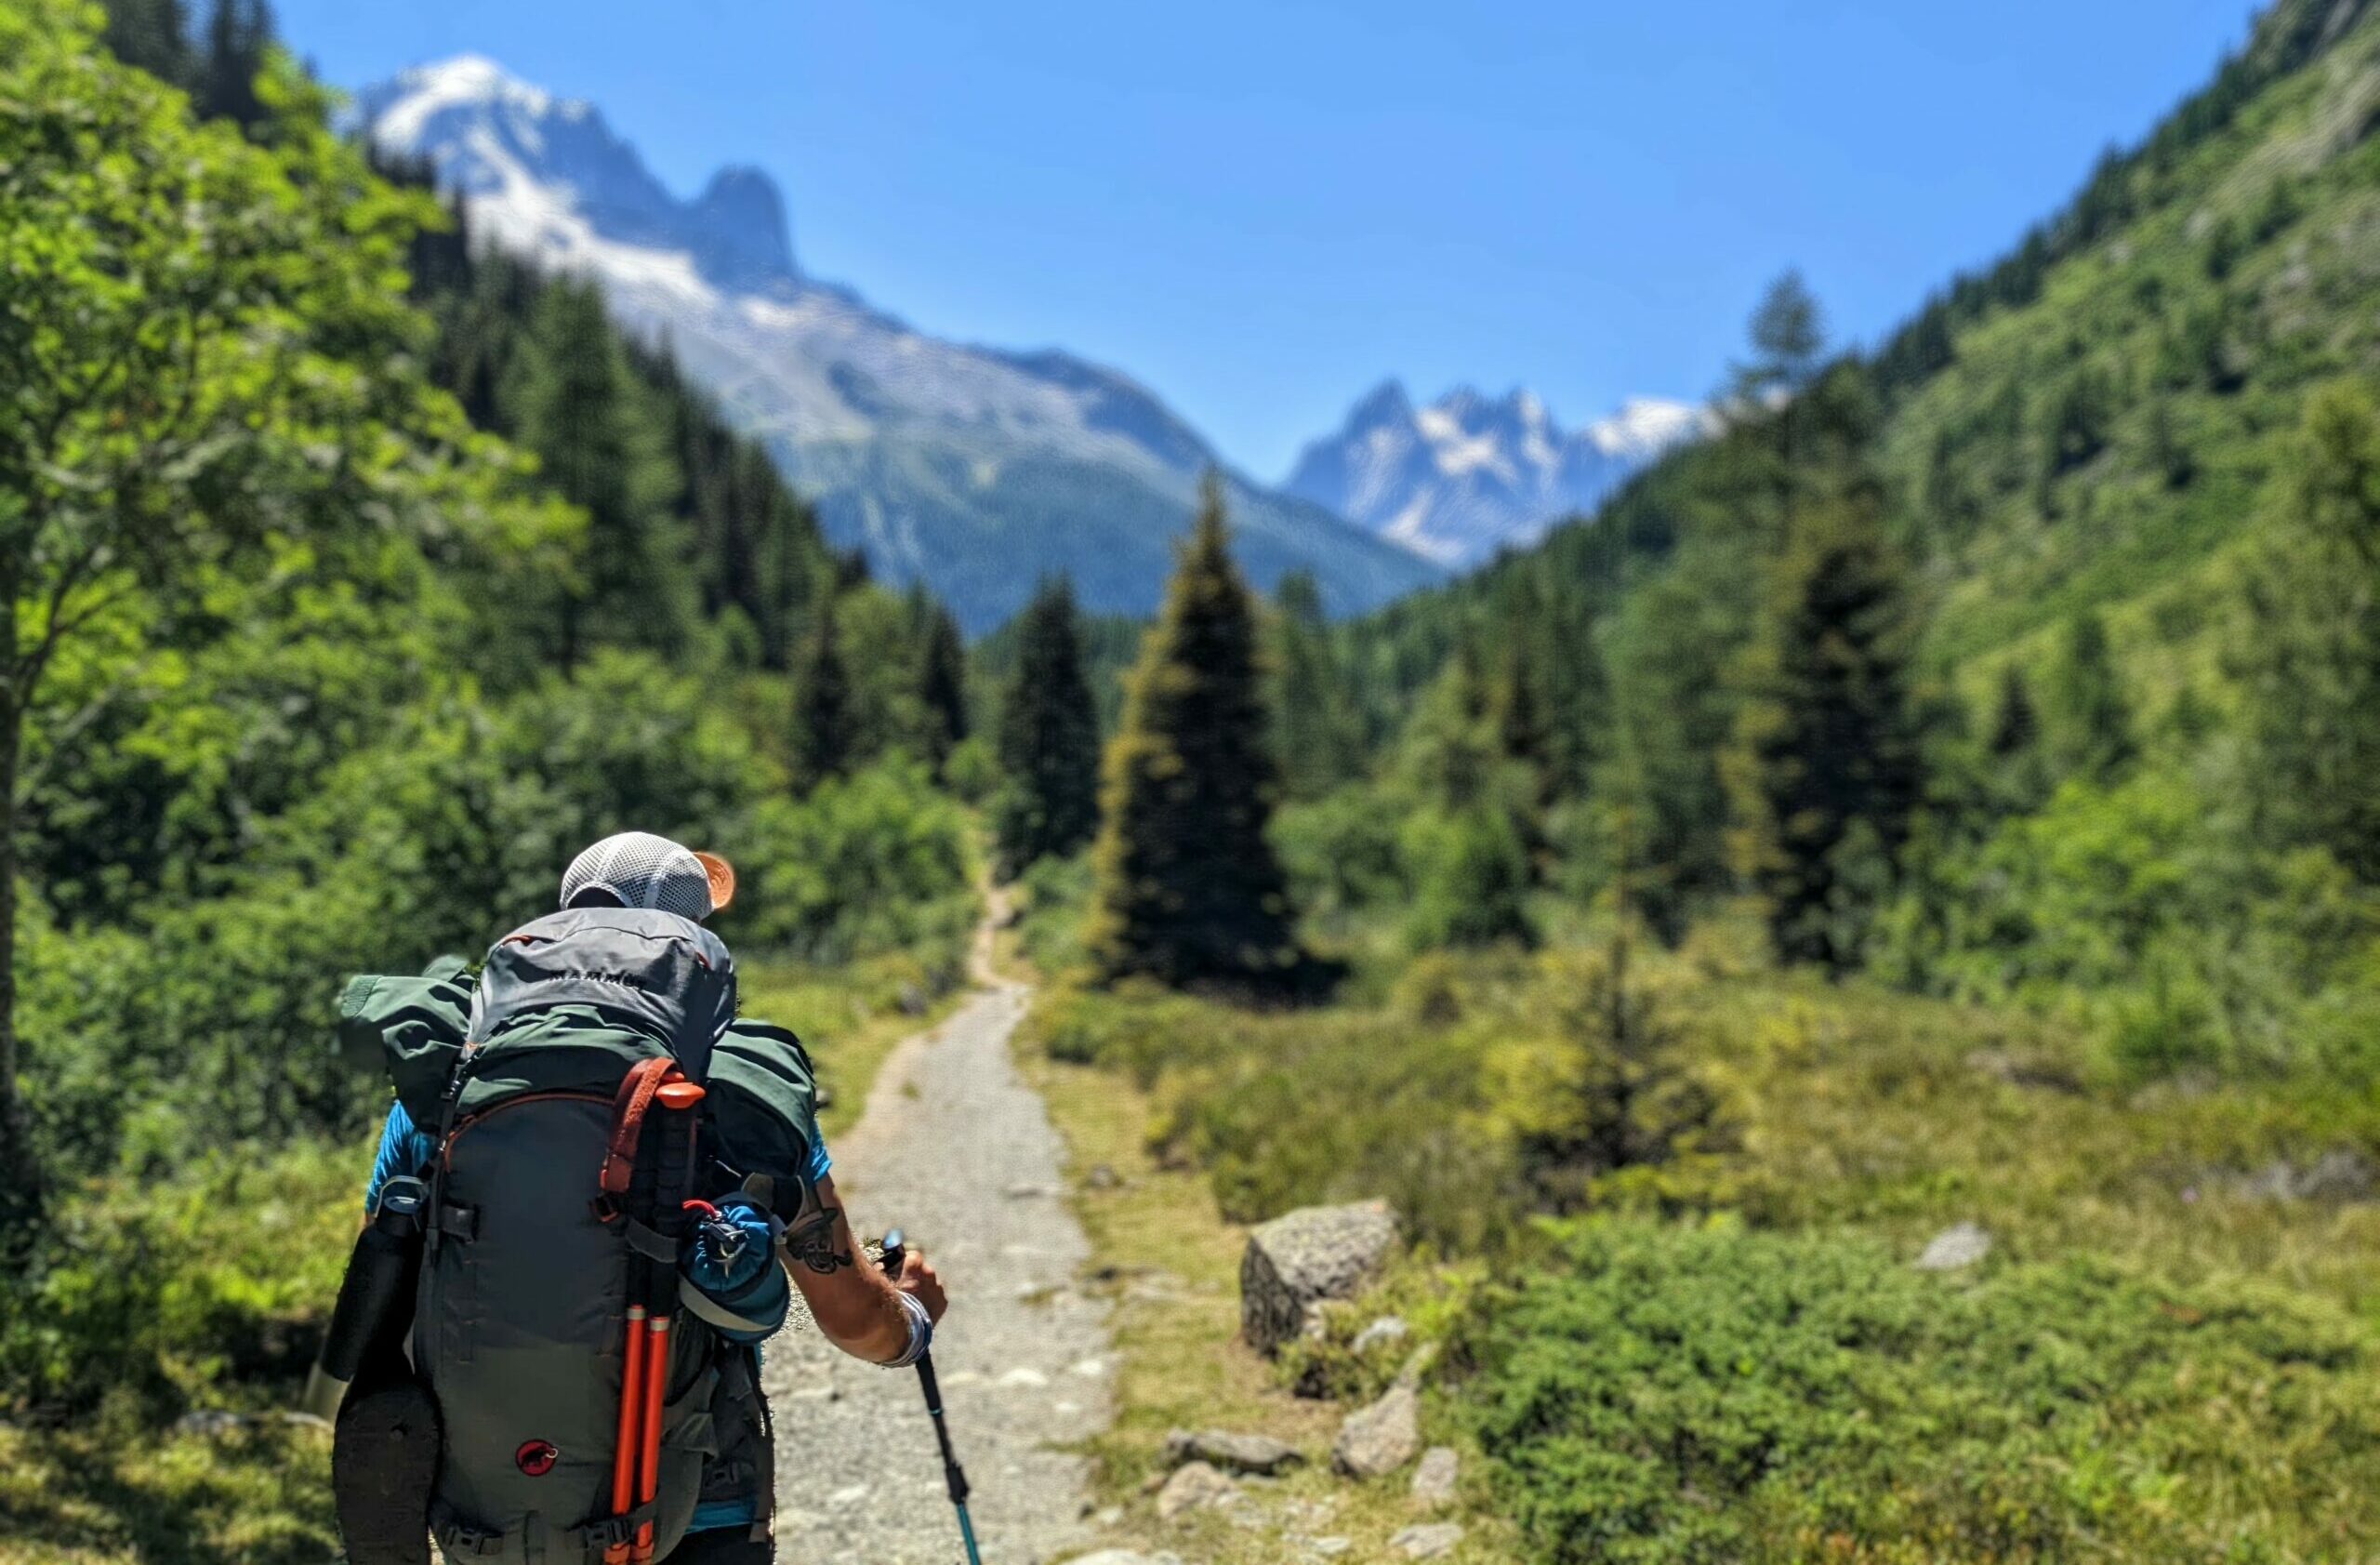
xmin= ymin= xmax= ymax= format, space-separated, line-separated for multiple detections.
xmin=1285 ymin=380 xmax=1704 ymax=566
xmin=359 ymin=57 xmax=1444 ymax=633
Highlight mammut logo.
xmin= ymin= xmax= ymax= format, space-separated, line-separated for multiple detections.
xmin=515 ymin=1439 xmax=559 ymax=1477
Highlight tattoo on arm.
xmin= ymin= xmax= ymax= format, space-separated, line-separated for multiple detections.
xmin=787 ymin=1207 xmax=853 ymax=1275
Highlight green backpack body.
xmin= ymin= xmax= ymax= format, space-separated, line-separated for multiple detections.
xmin=338 ymin=908 xmax=823 ymax=1564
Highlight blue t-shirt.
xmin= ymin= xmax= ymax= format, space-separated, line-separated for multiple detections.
xmin=364 ymin=1100 xmax=829 ymax=1535
xmin=364 ymin=1102 xmax=832 ymax=1213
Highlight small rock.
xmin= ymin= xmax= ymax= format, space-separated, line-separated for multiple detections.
xmin=897 ymin=981 xmax=930 ymax=1016
xmin=2237 ymin=1149 xmax=2377 ymax=1202
xmin=1913 ymin=1221 xmax=1991 ymax=1272
xmin=1393 ymin=1342 xmax=1438 ymax=1391
xmin=1155 ymin=1460 xmax=1241 ymax=1520
xmin=1093 ymin=1506 xmax=1124 ymax=1527
xmin=1065 ymin=1554 xmax=1182 ymax=1565
xmin=1332 ymin=1384 xmax=1421 ymax=1479
xmin=1409 ymin=1445 xmax=1459 ymax=1508
xmin=1352 ymin=1315 xmax=1411 ymax=1356
xmin=1007 ymin=1181 xmax=1056 ymax=1200
xmin=998 ymin=1367 xmax=1051 ymax=1388
xmin=1392 ymin=1522 xmax=1465 ymax=1559
xmin=1087 ymin=1162 xmax=1123 ymax=1190
xmin=827 ymin=1483 xmax=870 ymax=1506
xmin=1312 ymin=1540 xmax=1352 ymax=1558
xmin=174 ymin=1410 xmax=247 ymax=1438
xmin=1241 ymin=1200 xmax=1400 ymax=1358
xmin=1163 ymin=1428 xmax=1305 ymax=1476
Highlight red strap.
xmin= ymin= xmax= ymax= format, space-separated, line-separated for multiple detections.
xmin=601 ymin=1058 xmax=678 ymax=1196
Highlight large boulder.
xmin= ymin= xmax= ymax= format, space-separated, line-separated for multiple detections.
xmin=1240 ymin=1200 xmax=1399 ymax=1356
xmin=1332 ymin=1384 xmax=1421 ymax=1479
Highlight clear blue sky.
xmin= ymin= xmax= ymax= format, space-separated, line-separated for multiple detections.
xmin=278 ymin=1 xmax=2254 ymax=477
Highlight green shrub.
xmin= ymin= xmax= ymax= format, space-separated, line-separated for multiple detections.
xmin=1399 ymin=805 xmax=1536 ymax=951
xmin=1453 ymin=1219 xmax=2380 ymax=1564
xmin=738 ymin=755 xmax=976 ymax=963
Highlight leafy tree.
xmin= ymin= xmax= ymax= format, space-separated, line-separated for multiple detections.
xmin=1087 ymin=479 xmax=1302 ymax=988
xmin=2047 ymin=611 xmax=2135 ymax=783
xmin=0 ymin=10 xmax=548 ymax=1238
xmin=992 ymin=577 xmax=1100 ymax=877
xmin=1729 ymin=502 xmax=1925 ymax=973
xmin=1399 ymin=805 xmax=1534 ymax=951
xmin=791 ymin=590 xmax=855 ymax=791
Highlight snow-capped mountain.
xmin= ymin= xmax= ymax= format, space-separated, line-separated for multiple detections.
xmin=1284 ymin=381 xmax=1709 ymax=567
xmin=358 ymin=57 xmax=1443 ymax=632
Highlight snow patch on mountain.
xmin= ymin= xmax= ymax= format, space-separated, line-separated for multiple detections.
xmin=1285 ymin=382 xmax=1709 ymax=567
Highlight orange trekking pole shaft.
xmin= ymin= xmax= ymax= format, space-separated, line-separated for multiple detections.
xmin=605 ymin=1306 xmax=647 ymax=1565
xmin=630 ymin=1078 xmax=707 ymax=1565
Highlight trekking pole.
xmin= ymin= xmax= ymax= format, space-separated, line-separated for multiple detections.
xmin=879 ymin=1230 xmax=982 ymax=1565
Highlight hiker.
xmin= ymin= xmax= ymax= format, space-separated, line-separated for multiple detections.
xmin=329 ymin=831 xmax=946 ymax=1565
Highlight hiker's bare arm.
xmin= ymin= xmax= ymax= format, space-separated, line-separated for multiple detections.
xmin=781 ymin=1174 xmax=947 ymax=1362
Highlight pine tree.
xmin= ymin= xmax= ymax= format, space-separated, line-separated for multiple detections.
xmin=512 ymin=280 xmax=687 ymax=669
xmin=1730 ymin=500 xmax=1924 ymax=973
xmin=1989 ymin=665 xmax=2041 ymax=758
xmin=196 ymin=0 xmax=270 ymax=130
xmin=2237 ymin=379 xmax=2380 ymax=878
xmin=2047 ymin=611 xmax=2135 ymax=782
xmin=792 ymin=592 xmax=855 ymax=791
xmin=1267 ymin=570 xmax=1362 ymax=801
xmin=101 ymin=0 xmax=191 ymax=83
xmin=1087 ymin=479 xmax=1302 ymax=988
xmin=1736 ymin=269 xmax=1827 ymax=404
xmin=916 ymin=601 xmax=970 ymax=776
xmin=993 ymin=577 xmax=1102 ymax=876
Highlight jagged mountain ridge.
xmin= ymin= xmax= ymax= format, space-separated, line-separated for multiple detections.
xmin=359 ymin=56 xmax=1445 ymax=632
xmin=1284 ymin=380 xmax=1707 ymax=567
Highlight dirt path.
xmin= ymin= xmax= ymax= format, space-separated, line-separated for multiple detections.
xmin=761 ymin=905 xmax=1110 ymax=1564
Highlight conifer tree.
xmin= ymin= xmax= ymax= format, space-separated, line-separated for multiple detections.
xmin=102 ymin=0 xmax=191 ymax=83
xmin=1730 ymin=501 xmax=1924 ymax=973
xmin=993 ymin=577 xmax=1102 ymax=876
xmin=513 ymin=279 xmax=686 ymax=669
xmin=916 ymin=601 xmax=970 ymax=776
xmin=2238 ymin=379 xmax=2380 ymax=877
xmin=1267 ymin=570 xmax=1362 ymax=801
xmin=2047 ymin=611 xmax=2135 ymax=782
xmin=196 ymin=0 xmax=270 ymax=130
xmin=1087 ymin=479 xmax=1302 ymax=988
xmin=792 ymin=592 xmax=855 ymax=791
xmin=1986 ymin=665 xmax=2050 ymax=812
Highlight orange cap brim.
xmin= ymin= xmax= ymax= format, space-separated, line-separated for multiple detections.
xmin=694 ymin=851 xmax=736 ymax=915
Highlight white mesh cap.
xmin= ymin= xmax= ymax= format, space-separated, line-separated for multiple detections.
xmin=560 ymin=832 xmax=735 ymax=922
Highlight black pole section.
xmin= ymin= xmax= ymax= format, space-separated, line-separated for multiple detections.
xmin=880 ymin=1229 xmax=982 ymax=1565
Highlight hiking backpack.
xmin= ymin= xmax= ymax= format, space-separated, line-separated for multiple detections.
xmin=339 ymin=907 xmax=824 ymax=1565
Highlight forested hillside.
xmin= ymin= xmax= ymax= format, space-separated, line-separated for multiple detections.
xmin=1000 ymin=4 xmax=2380 ymax=1561
xmin=1284 ymin=0 xmax=2380 ymax=1062
xmin=2 ymin=4 xmax=984 ymax=1553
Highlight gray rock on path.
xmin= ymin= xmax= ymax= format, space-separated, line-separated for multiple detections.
xmin=1155 ymin=1460 xmax=1241 ymax=1520
xmin=1064 ymin=1554 xmax=1185 ymax=1565
xmin=1332 ymin=1383 xmax=1421 ymax=1479
xmin=1392 ymin=1523 xmax=1466 ymax=1558
xmin=1241 ymin=1200 xmax=1399 ymax=1356
xmin=1409 ymin=1445 xmax=1459 ymax=1508
xmin=1164 ymin=1428 xmax=1305 ymax=1476
xmin=1913 ymin=1220 xmax=1992 ymax=1271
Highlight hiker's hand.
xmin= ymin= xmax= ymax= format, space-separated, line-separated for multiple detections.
xmin=894 ymin=1249 xmax=947 ymax=1324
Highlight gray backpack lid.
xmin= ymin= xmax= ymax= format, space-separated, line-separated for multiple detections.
xmin=468 ymin=907 xmax=737 ymax=1081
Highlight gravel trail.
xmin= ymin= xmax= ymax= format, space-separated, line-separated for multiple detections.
xmin=761 ymin=913 xmax=1108 ymax=1564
